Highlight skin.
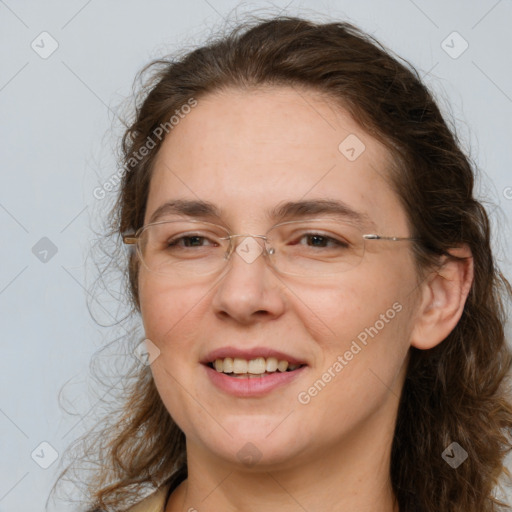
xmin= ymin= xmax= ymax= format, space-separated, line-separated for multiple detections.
xmin=136 ymin=86 xmax=473 ymax=512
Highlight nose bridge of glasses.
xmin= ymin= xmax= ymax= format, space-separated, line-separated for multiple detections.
xmin=220 ymin=233 xmax=273 ymax=266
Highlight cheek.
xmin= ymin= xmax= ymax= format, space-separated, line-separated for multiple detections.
xmin=297 ymin=262 xmax=415 ymax=403
xmin=138 ymin=275 xmax=210 ymax=433
xmin=286 ymin=261 xmax=411 ymax=342
xmin=138 ymin=272 xmax=209 ymax=356
xmin=297 ymin=294 xmax=412 ymax=439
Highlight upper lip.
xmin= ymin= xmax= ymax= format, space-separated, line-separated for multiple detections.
xmin=201 ymin=346 xmax=307 ymax=366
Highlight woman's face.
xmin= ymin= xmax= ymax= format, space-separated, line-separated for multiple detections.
xmin=138 ymin=86 xmax=421 ymax=470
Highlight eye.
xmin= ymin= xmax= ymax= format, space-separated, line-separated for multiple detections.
xmin=292 ymin=232 xmax=350 ymax=249
xmin=166 ymin=233 xmax=220 ymax=248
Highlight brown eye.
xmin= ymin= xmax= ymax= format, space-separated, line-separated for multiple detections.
xmin=167 ymin=235 xmax=217 ymax=248
xmin=291 ymin=233 xmax=350 ymax=249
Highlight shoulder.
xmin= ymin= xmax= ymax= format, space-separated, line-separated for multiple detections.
xmin=124 ymin=484 xmax=171 ymax=512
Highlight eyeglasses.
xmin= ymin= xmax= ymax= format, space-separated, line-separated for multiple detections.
xmin=122 ymin=218 xmax=418 ymax=279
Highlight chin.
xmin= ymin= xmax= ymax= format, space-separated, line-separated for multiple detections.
xmin=193 ymin=417 xmax=306 ymax=468
xmin=213 ymin=439 xmax=303 ymax=470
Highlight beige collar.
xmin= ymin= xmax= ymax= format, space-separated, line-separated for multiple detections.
xmin=125 ymin=484 xmax=171 ymax=512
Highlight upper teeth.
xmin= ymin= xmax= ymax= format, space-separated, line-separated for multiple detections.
xmin=212 ymin=357 xmax=301 ymax=374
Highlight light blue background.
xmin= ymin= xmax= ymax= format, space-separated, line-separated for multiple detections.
xmin=1 ymin=0 xmax=511 ymax=510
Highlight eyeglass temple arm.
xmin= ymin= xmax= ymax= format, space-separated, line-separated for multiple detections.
xmin=123 ymin=235 xmax=137 ymax=244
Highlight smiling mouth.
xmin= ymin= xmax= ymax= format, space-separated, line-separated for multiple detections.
xmin=206 ymin=356 xmax=305 ymax=377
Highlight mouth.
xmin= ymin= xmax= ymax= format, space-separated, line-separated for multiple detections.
xmin=201 ymin=347 xmax=308 ymax=396
xmin=205 ymin=357 xmax=306 ymax=378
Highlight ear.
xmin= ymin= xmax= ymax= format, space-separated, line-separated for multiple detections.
xmin=410 ymin=245 xmax=474 ymax=350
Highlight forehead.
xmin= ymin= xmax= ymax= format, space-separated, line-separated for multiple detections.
xmin=145 ymin=86 xmax=408 ymax=233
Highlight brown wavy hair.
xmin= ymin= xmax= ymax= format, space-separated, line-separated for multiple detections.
xmin=49 ymin=13 xmax=512 ymax=512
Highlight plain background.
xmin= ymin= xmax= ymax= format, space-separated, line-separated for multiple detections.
xmin=1 ymin=0 xmax=511 ymax=510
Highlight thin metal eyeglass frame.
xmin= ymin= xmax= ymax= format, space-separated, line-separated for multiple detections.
xmin=122 ymin=218 xmax=419 ymax=276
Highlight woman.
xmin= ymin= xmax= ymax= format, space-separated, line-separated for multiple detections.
xmin=52 ymin=14 xmax=512 ymax=512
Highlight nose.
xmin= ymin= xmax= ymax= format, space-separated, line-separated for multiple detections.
xmin=210 ymin=235 xmax=286 ymax=325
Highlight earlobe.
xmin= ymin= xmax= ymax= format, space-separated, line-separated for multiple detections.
xmin=410 ymin=246 xmax=474 ymax=350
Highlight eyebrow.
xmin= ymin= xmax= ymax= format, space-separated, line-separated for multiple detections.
xmin=148 ymin=198 xmax=376 ymax=230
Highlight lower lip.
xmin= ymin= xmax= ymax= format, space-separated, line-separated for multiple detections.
xmin=203 ymin=364 xmax=307 ymax=397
